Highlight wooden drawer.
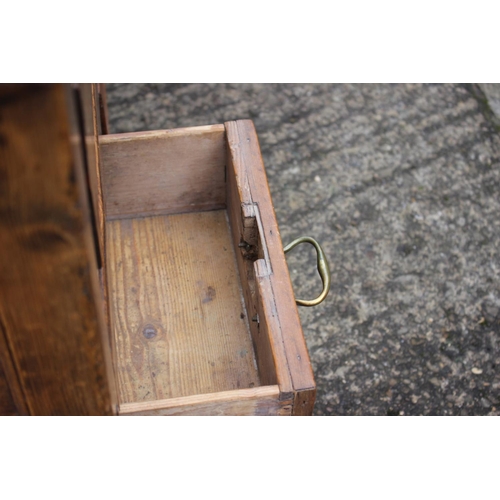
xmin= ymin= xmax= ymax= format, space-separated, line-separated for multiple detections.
xmin=0 ymin=84 xmax=318 ymax=415
xmin=98 ymin=120 xmax=316 ymax=415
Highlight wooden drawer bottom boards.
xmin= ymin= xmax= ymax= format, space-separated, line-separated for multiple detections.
xmin=99 ymin=120 xmax=316 ymax=415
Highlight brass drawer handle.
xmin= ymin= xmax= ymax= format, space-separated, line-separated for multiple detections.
xmin=283 ymin=236 xmax=331 ymax=307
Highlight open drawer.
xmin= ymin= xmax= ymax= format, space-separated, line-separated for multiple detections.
xmin=97 ymin=119 xmax=316 ymax=416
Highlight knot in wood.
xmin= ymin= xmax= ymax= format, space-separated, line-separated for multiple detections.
xmin=142 ymin=325 xmax=157 ymax=339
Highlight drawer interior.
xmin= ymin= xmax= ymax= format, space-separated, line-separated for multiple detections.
xmin=99 ymin=123 xmax=280 ymax=413
xmin=98 ymin=120 xmax=315 ymax=415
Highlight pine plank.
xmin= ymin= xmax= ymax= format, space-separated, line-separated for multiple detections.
xmin=225 ymin=120 xmax=316 ymax=414
xmin=107 ymin=210 xmax=260 ymax=404
xmin=100 ymin=125 xmax=226 ymax=219
xmin=119 ymin=386 xmax=291 ymax=416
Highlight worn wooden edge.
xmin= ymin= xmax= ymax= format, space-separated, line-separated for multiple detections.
xmin=225 ymin=122 xmax=294 ymax=399
xmin=78 ymin=84 xmax=106 ymax=264
xmin=242 ymin=119 xmax=316 ymax=396
xmin=91 ymin=83 xmax=106 ymax=264
xmin=254 ymin=271 xmax=294 ymax=402
xmin=225 ymin=120 xmax=316 ymax=415
xmin=67 ymin=85 xmax=118 ymax=414
xmin=293 ymin=388 xmax=317 ymax=416
xmin=74 ymin=84 xmax=117 ymax=413
xmin=226 ymin=142 xmax=280 ymax=389
xmin=119 ymin=385 xmax=289 ymax=416
xmin=97 ymin=84 xmax=109 ymax=135
xmin=99 ymin=124 xmax=225 ymax=145
xmin=103 ymin=203 xmax=227 ymax=222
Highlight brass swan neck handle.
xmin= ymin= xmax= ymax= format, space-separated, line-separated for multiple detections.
xmin=283 ymin=236 xmax=331 ymax=307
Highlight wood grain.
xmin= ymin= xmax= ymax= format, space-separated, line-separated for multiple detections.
xmin=119 ymin=385 xmax=291 ymax=416
xmin=107 ymin=209 xmax=260 ymax=404
xmin=66 ymin=85 xmax=118 ymax=413
xmin=226 ymin=147 xmax=285 ymax=390
xmin=0 ymin=84 xmax=113 ymax=415
xmin=0 ymin=357 xmax=19 ymax=416
xmin=0 ymin=315 xmax=28 ymax=415
xmin=225 ymin=120 xmax=316 ymax=414
xmin=99 ymin=125 xmax=226 ymax=219
xmin=0 ymin=84 xmax=31 ymax=99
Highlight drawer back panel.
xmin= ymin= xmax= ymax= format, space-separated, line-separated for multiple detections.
xmin=99 ymin=125 xmax=226 ymax=220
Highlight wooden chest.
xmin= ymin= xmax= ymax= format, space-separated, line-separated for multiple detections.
xmin=0 ymin=84 xmax=320 ymax=415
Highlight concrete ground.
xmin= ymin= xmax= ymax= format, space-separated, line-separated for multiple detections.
xmin=106 ymin=84 xmax=500 ymax=416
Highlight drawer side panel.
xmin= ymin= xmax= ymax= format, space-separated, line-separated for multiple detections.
xmin=225 ymin=120 xmax=316 ymax=415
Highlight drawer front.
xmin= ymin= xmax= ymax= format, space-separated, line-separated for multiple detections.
xmin=225 ymin=120 xmax=316 ymax=415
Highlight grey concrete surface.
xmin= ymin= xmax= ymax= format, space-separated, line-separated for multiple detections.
xmin=479 ymin=84 xmax=500 ymax=121
xmin=106 ymin=84 xmax=500 ymax=416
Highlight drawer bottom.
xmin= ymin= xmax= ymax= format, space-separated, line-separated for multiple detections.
xmin=107 ymin=209 xmax=262 ymax=408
